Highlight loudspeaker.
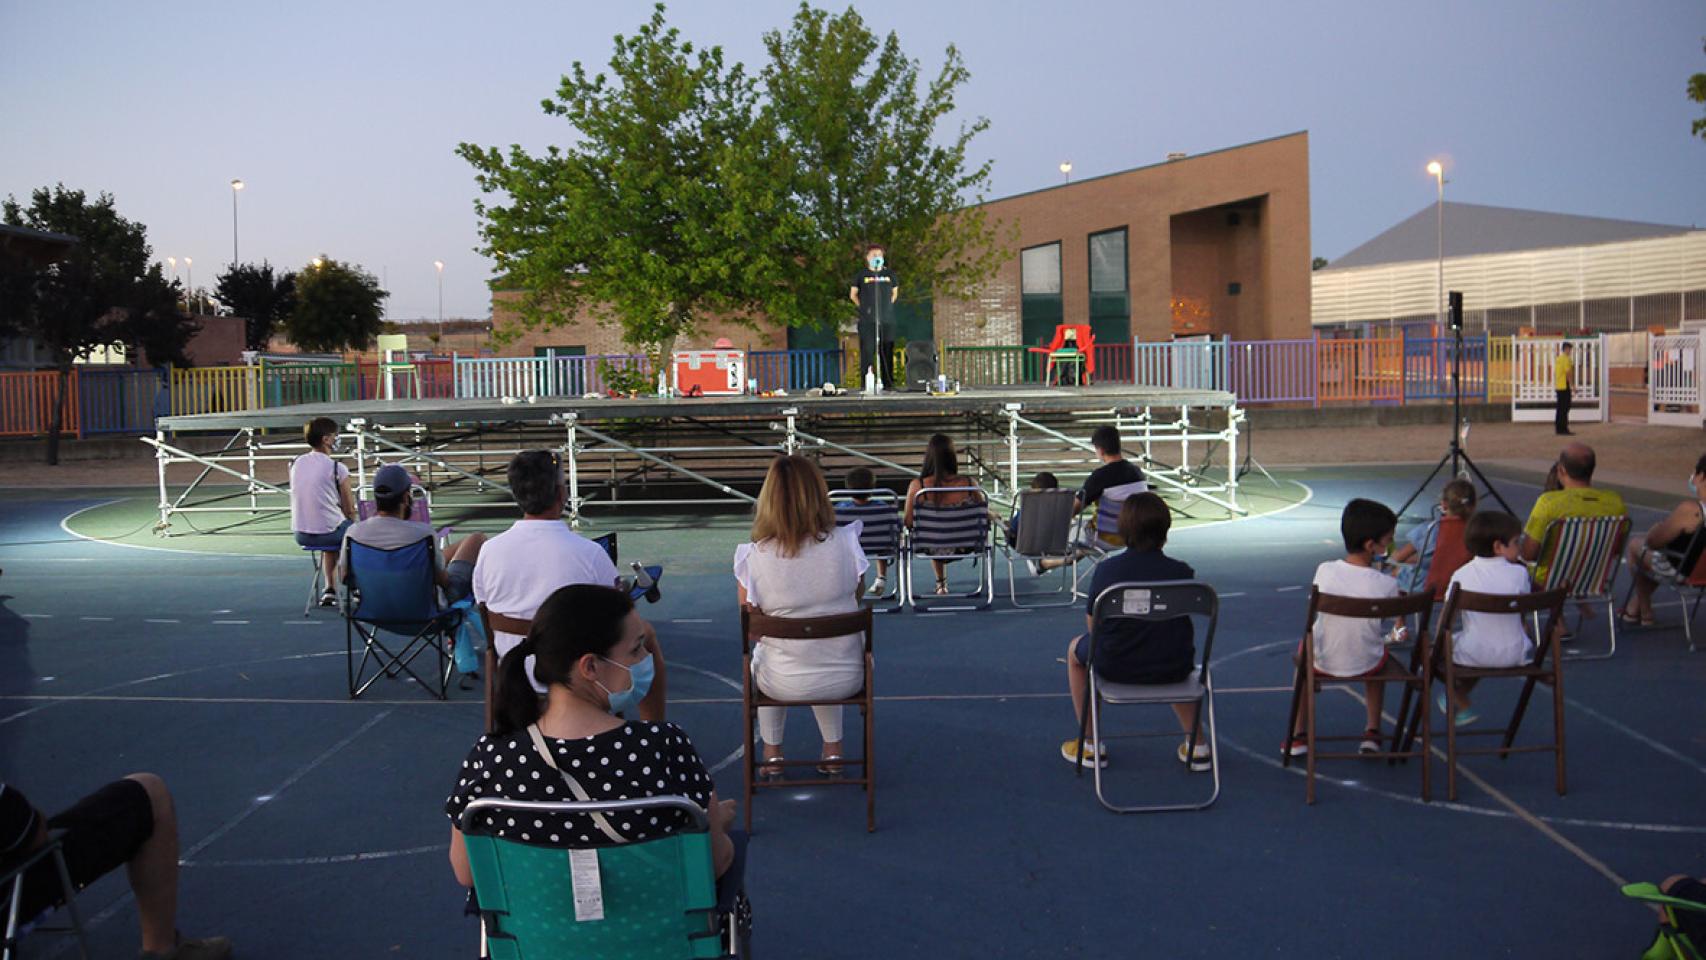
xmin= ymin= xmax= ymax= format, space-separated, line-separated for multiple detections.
xmin=905 ymin=340 xmax=938 ymax=391
xmin=1448 ymin=290 xmax=1464 ymax=331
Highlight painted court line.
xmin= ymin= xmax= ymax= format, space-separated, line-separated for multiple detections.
xmin=213 ymin=619 xmax=251 ymax=625
xmin=22 ymin=613 xmax=51 ymax=619
xmin=144 ymin=618 xmax=180 ymax=624
xmin=671 ymin=618 xmax=714 ymax=624
xmin=79 ymin=616 xmax=113 ymax=621
xmin=1569 ymin=696 xmax=1706 ymax=777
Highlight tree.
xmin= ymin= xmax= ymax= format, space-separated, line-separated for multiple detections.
xmin=1312 ymin=256 xmax=1329 ymax=271
xmin=1 ymin=185 xmax=191 ymax=464
xmin=1690 ymin=40 xmax=1706 ymax=140
xmin=285 ymin=257 xmax=388 ymax=353
xmin=217 ymin=261 xmax=298 ymax=351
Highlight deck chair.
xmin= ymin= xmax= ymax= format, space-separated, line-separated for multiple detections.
xmin=1624 ymin=524 xmax=1706 ymax=652
xmin=1282 ymin=587 xmax=1437 ymax=804
xmin=460 ymin=796 xmax=746 ymax=960
xmin=1002 ymin=488 xmax=1080 ymax=607
xmin=342 ymin=537 xmax=461 ymax=699
xmin=1074 ymin=580 xmax=1221 ymax=813
xmin=1402 ymin=585 xmax=1569 ymax=802
xmin=302 ymin=543 xmax=341 ymax=616
xmin=1529 ymin=514 xmax=1630 ymax=660
xmin=832 ymin=489 xmax=904 ymax=611
xmin=1623 ymin=882 xmax=1706 ymax=960
xmin=903 ymin=491 xmax=993 ymax=610
xmin=741 ymin=607 xmax=875 ymax=833
xmin=2 ymin=833 xmax=90 ymax=960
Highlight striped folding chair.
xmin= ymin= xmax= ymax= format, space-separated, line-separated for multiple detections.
xmin=832 ymin=489 xmax=904 ymax=612
xmin=903 ymin=490 xmax=993 ymax=611
xmin=1084 ymin=480 xmax=1151 ymax=554
xmin=1529 ymin=514 xmax=1631 ymax=660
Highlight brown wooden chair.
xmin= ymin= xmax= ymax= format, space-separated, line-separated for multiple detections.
xmin=741 ymin=607 xmax=875 ymax=833
xmin=478 ymin=604 xmax=532 ymax=733
xmin=1399 ymin=585 xmax=1569 ymax=801
xmin=1282 ymin=587 xmax=1437 ymax=804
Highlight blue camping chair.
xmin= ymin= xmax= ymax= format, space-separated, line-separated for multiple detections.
xmin=342 ymin=537 xmax=462 ymax=699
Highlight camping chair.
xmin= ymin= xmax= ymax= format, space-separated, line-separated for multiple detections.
xmin=1623 ymin=882 xmax=1706 ymax=960
xmin=2 ymin=832 xmax=90 ymax=960
xmin=342 ymin=537 xmax=461 ymax=700
xmin=1027 ymin=323 xmax=1097 ymax=386
xmin=1282 ymin=587 xmax=1437 ymax=804
xmin=831 ymin=488 xmax=904 ymax=612
xmin=903 ymin=491 xmax=994 ymax=610
xmin=741 ymin=607 xmax=875 ymax=833
xmin=1074 ymin=580 xmax=1221 ymax=813
xmin=1401 ymin=585 xmax=1569 ymax=802
xmin=375 ymin=333 xmax=417 ymax=400
xmin=1624 ymin=524 xmax=1706 ymax=653
xmin=1002 ymin=488 xmax=1080 ymax=607
xmin=460 ymin=796 xmax=747 ymax=960
xmin=302 ymin=543 xmax=341 ymax=616
xmin=1528 ymin=514 xmax=1630 ymax=660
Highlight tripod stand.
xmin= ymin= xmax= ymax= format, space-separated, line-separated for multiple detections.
xmin=1396 ymin=317 xmax=1512 ymax=520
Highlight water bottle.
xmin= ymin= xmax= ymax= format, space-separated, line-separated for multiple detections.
xmin=864 ymin=366 xmax=875 ymax=395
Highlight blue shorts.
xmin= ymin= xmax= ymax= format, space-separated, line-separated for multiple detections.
xmin=294 ymin=519 xmax=352 ymax=550
xmin=445 ymin=559 xmax=474 ymax=603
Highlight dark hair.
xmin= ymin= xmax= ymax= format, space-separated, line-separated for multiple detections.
xmin=1558 ymin=445 xmax=1595 ymax=483
xmin=493 ymin=584 xmax=635 ymax=735
xmin=305 ymin=417 xmax=339 ymax=449
xmin=1695 ymin=453 xmax=1706 ymax=478
xmin=1440 ymin=478 xmax=1476 ymax=519
xmin=375 ymin=490 xmax=407 ymax=515
xmin=1118 ymin=492 xmax=1171 ymax=551
xmin=1341 ymin=498 xmax=1398 ymax=553
xmin=508 ymin=450 xmax=563 ymax=516
xmin=1031 ymin=471 xmax=1059 ymax=490
xmin=1464 ymin=510 xmax=1523 ymax=558
xmin=1560 ymin=341 xmax=1574 ymax=351
xmin=920 ymin=433 xmax=958 ymax=480
xmin=845 ymin=466 xmax=874 ymax=490
xmin=1091 ymin=426 xmax=1121 ymax=456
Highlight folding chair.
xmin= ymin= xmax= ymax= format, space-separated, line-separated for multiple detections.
xmin=302 ymin=544 xmax=340 ymax=616
xmin=1529 ymin=514 xmax=1630 ymax=660
xmin=2 ymin=833 xmax=89 ymax=960
xmin=831 ymin=488 xmax=904 ymax=612
xmin=1002 ymin=488 xmax=1080 ymax=607
xmin=903 ymin=491 xmax=993 ymax=611
xmin=1624 ymin=524 xmax=1706 ymax=652
xmin=1026 ymin=324 xmax=1097 ymax=386
xmin=1623 ymin=882 xmax=1706 ymax=960
xmin=1402 ymin=585 xmax=1569 ymax=802
xmin=741 ymin=607 xmax=875 ymax=833
xmin=1282 ymin=587 xmax=1437 ymax=804
xmin=342 ymin=537 xmax=461 ymax=700
xmin=460 ymin=796 xmax=747 ymax=960
xmin=1074 ymin=580 xmax=1221 ymax=813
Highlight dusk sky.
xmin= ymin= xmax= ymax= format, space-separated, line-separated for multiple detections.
xmin=4 ymin=1 xmax=1703 ymax=322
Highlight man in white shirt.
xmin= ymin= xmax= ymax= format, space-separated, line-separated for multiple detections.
xmin=290 ymin=417 xmax=357 ymax=606
xmin=473 ymin=450 xmax=667 ymax=720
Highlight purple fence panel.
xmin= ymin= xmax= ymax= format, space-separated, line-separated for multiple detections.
xmin=1228 ymin=339 xmax=1317 ymax=405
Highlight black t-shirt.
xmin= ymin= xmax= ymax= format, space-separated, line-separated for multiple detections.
xmin=853 ymin=268 xmax=897 ymax=327
xmin=1083 ymin=549 xmax=1196 ymax=683
xmin=1080 ymin=458 xmax=1145 ymax=507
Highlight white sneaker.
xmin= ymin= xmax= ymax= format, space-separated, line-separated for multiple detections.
xmin=1024 ymin=558 xmax=1041 ymax=577
xmin=866 ymin=577 xmax=886 ymax=597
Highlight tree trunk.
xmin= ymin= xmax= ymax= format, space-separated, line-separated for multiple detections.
xmin=45 ymin=361 xmax=70 ymax=466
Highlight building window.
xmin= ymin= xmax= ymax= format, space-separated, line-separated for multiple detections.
xmin=1021 ymin=241 xmax=1063 ymax=350
xmin=1088 ymin=228 xmax=1129 ymax=343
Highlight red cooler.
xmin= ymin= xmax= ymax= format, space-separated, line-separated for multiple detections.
xmin=671 ymin=349 xmax=746 ymax=396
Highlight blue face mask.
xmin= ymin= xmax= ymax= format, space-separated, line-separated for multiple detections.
xmin=598 ymin=654 xmax=654 ymax=715
xmin=869 ymin=256 xmax=884 ymax=270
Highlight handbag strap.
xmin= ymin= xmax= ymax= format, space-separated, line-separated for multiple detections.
xmin=526 ymin=724 xmax=628 ymax=845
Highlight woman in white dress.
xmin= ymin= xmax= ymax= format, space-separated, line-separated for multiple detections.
xmin=734 ymin=455 xmax=868 ymax=778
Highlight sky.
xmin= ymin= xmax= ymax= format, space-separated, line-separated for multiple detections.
xmin=4 ymin=1 xmax=1704 ymax=322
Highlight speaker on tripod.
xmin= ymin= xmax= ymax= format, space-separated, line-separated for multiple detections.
xmin=905 ymin=340 xmax=938 ymax=391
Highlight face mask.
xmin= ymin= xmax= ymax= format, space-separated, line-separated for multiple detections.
xmin=329 ymin=437 xmax=344 ymax=454
xmin=597 ymin=653 xmax=654 ymax=715
xmin=869 ymin=256 xmax=884 ymax=270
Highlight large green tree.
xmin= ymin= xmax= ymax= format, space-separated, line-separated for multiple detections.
xmin=1 ymin=185 xmax=194 ymax=463
xmin=1690 ymin=40 xmax=1706 ymax=140
xmin=217 ymin=261 xmax=298 ymax=351
xmin=286 ymin=257 xmax=387 ymax=352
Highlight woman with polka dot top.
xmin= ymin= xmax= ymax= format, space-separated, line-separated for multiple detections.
xmin=445 ymin=584 xmax=742 ymax=893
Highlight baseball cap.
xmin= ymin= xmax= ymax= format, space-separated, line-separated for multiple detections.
xmin=373 ymin=464 xmax=413 ymax=497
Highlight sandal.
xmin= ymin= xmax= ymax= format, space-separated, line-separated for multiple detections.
xmin=816 ymin=754 xmax=845 ymax=777
xmin=758 ymin=755 xmax=785 ymax=781
xmin=1617 ymin=608 xmax=1656 ymax=628
xmin=934 ymin=578 xmax=949 ymax=596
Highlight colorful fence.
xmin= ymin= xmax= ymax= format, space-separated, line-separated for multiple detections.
xmin=1228 ymin=339 xmax=1316 ymax=405
xmin=749 ymin=348 xmax=844 ymax=392
xmin=170 ymin=365 xmax=260 ymax=416
xmin=79 ymin=368 xmax=167 ymax=435
xmin=0 ymin=370 xmax=79 ymax=437
xmin=943 ymin=346 xmax=1038 ymax=385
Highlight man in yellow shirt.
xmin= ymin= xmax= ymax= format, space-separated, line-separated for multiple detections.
xmin=1553 ymin=341 xmax=1574 ymax=436
xmin=1521 ymin=442 xmax=1626 ymax=583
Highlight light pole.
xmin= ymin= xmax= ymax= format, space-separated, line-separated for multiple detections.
xmin=184 ymin=257 xmax=194 ymax=313
xmin=166 ymin=256 xmax=177 ymax=306
xmin=229 ymin=179 xmax=244 ymax=266
xmin=1427 ymin=160 xmax=1444 ymax=335
xmin=434 ymin=260 xmax=445 ymax=344
xmin=1059 ymin=161 xmax=1072 ymax=184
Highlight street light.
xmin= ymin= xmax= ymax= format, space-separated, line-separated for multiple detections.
xmin=1059 ymin=161 xmax=1072 ymax=184
xmin=229 ymin=179 xmax=244 ymax=267
xmin=434 ymin=260 xmax=445 ymax=344
xmin=1426 ymin=160 xmax=1445 ymax=335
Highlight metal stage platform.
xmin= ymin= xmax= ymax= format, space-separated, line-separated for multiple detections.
xmin=146 ymin=384 xmax=1245 ymax=534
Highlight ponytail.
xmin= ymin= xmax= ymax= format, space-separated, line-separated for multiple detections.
xmin=492 ymin=635 xmax=544 ymax=736
xmin=488 ymin=584 xmax=636 ymax=737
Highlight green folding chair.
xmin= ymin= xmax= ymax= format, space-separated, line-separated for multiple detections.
xmin=1624 ymin=882 xmax=1706 ymax=960
xmin=460 ymin=797 xmax=742 ymax=960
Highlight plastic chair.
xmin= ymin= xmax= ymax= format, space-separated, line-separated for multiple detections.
xmin=903 ymin=490 xmax=993 ymax=610
xmin=342 ymin=537 xmax=461 ymax=699
xmin=1074 ymin=580 xmax=1221 ymax=813
xmin=1026 ymin=324 xmax=1097 ymax=386
xmin=375 ymin=333 xmax=417 ymax=400
xmin=1529 ymin=514 xmax=1630 ymax=660
xmin=1623 ymin=881 xmax=1706 ymax=960
xmin=1623 ymin=524 xmax=1706 ymax=653
xmin=460 ymin=796 xmax=745 ymax=960
xmin=741 ymin=607 xmax=875 ymax=833
xmin=1002 ymin=489 xmax=1080 ymax=607
xmin=831 ymin=489 xmax=903 ymax=612
xmin=2 ymin=832 xmax=89 ymax=960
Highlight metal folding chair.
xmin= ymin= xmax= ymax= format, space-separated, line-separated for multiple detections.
xmin=903 ymin=490 xmax=993 ymax=611
xmin=1624 ymin=523 xmax=1706 ymax=652
xmin=832 ymin=489 xmax=904 ymax=612
xmin=3 ymin=832 xmax=90 ymax=960
xmin=1002 ymin=489 xmax=1080 ymax=607
xmin=342 ymin=537 xmax=461 ymax=699
xmin=1529 ymin=514 xmax=1630 ymax=660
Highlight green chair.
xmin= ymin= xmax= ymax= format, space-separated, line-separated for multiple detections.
xmin=1624 ymin=882 xmax=1705 ymax=960
xmin=461 ymin=797 xmax=743 ymax=959
xmin=375 ymin=333 xmax=417 ymax=400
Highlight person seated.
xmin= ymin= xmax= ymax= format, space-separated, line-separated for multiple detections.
xmin=340 ymin=463 xmax=486 ymax=605
xmin=1389 ymin=478 xmax=1476 ymax=599
xmin=290 ymin=416 xmax=356 ymax=606
xmin=445 ymin=585 xmax=743 ymax=905
xmin=0 ymin=775 xmax=231 ymax=959
xmin=737 ymin=456 xmax=867 ymax=778
xmin=1061 ymin=493 xmax=1209 ymax=772
xmin=1285 ymin=498 xmax=1403 ymax=757
xmin=1520 ymin=442 xmax=1627 ymax=577
xmin=833 ymin=465 xmax=900 ymax=597
xmin=473 ymin=450 xmax=666 ymax=719
xmin=903 ymin=433 xmax=986 ymax=595
xmin=1437 ymin=511 xmax=1534 ymax=726
xmin=1621 ymin=452 xmax=1706 ymax=627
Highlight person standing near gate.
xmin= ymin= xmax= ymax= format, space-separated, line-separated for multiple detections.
xmin=1554 ymin=341 xmax=1574 ymax=436
xmin=849 ymin=244 xmax=899 ymax=390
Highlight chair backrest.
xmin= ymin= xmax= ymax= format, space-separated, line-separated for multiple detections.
xmin=1089 ymin=580 xmax=1219 ymax=668
xmin=459 ymin=797 xmax=722 ymax=960
xmin=1673 ymin=521 xmax=1706 ymax=586
xmin=1094 ymin=479 xmax=1150 ymax=539
xmin=1012 ymin=488 xmax=1077 ymax=556
xmin=741 ymin=607 xmax=873 ymax=657
xmin=831 ymin=491 xmax=903 ymax=558
xmin=1534 ymin=514 xmax=1630 ymax=597
xmin=1306 ymin=585 xmax=1437 ymax=646
xmin=345 ymin=537 xmax=439 ymax=627
xmin=910 ymin=493 xmax=989 ymax=553
xmin=1438 ymin=585 xmax=1568 ymax=636
xmin=376 ymin=333 xmax=409 ymax=364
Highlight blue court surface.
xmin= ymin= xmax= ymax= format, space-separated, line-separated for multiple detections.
xmin=2 ymin=464 xmax=1701 ymax=958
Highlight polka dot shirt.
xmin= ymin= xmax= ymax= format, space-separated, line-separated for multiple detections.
xmin=445 ymin=722 xmax=714 ymax=846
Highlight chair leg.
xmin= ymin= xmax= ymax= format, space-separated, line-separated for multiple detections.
xmin=1445 ymin=660 xmax=1459 ymax=803
xmin=49 ymin=847 xmax=89 ymax=960
xmin=1304 ymin=674 xmax=1317 ymax=805
xmin=1552 ymin=649 xmax=1567 ymax=796
xmin=1282 ymin=664 xmax=1305 ymax=769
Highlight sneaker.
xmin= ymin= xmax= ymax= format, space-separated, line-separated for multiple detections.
xmin=1384 ymin=623 xmax=1409 ymax=645
xmin=866 ymin=576 xmax=886 ymax=597
xmin=1358 ymin=729 xmax=1382 ymax=755
xmin=1650 ymin=552 xmax=1678 ymax=581
xmin=1281 ymin=736 xmax=1308 ymax=758
xmin=317 ymin=589 xmax=338 ymax=607
xmin=1024 ymin=558 xmax=1041 ymax=577
xmin=1176 ymin=740 xmax=1212 ymax=772
xmin=1060 ymin=738 xmax=1107 ymax=769
xmin=1436 ymin=692 xmax=1478 ymax=727
xmin=142 ymin=934 xmax=234 ymax=960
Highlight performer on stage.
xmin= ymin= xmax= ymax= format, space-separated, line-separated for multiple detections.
xmin=849 ymin=244 xmax=899 ymax=390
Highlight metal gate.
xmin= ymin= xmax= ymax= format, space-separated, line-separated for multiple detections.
xmin=1510 ymin=335 xmax=1607 ymax=424
xmin=1648 ymin=333 xmax=1704 ymax=427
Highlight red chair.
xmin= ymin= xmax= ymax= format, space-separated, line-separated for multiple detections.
xmin=1027 ymin=324 xmax=1097 ymax=386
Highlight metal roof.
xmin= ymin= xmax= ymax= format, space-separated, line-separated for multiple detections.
xmin=1326 ymin=202 xmax=1698 ymax=270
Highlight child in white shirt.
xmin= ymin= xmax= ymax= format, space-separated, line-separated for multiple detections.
xmin=1439 ymin=510 xmax=1533 ymax=725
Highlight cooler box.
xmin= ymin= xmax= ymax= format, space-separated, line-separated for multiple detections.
xmin=672 ymin=349 xmax=746 ymax=396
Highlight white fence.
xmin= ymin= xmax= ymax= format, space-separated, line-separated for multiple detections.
xmin=1649 ymin=333 xmax=1705 ymax=427
xmin=1510 ymin=334 xmax=1608 ymax=423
